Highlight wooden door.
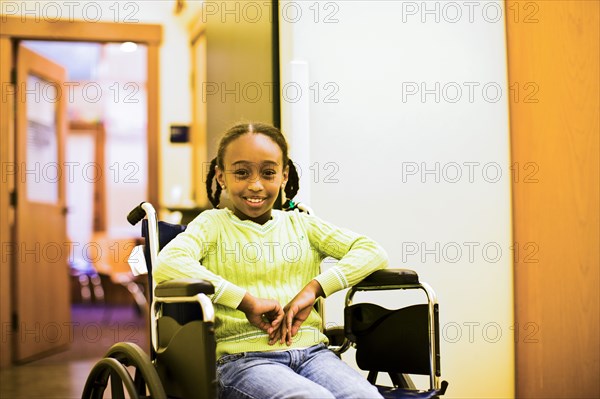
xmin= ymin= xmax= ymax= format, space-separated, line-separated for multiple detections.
xmin=13 ymin=45 xmax=71 ymax=362
xmin=506 ymin=1 xmax=599 ymax=397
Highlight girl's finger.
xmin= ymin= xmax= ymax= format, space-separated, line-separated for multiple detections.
xmin=282 ymin=310 xmax=293 ymax=344
xmin=258 ymin=319 xmax=271 ymax=333
xmin=268 ymin=327 xmax=280 ymax=345
xmin=274 ymin=311 xmax=284 ymax=328
xmin=280 ymin=315 xmax=288 ymax=344
xmin=286 ymin=314 xmax=293 ymax=345
xmin=291 ymin=319 xmax=303 ymax=337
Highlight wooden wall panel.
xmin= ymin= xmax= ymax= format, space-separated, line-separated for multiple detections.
xmin=506 ymin=1 xmax=599 ymax=397
xmin=204 ymin=2 xmax=275 ymax=157
xmin=0 ymin=37 xmax=14 ymax=368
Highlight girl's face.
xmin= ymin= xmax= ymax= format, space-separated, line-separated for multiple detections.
xmin=216 ymin=133 xmax=289 ymax=225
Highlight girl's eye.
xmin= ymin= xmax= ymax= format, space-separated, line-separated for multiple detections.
xmin=262 ymin=170 xmax=276 ymax=180
xmin=234 ymin=170 xmax=249 ymax=179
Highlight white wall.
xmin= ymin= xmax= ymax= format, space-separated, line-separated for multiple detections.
xmin=280 ymin=1 xmax=513 ymax=398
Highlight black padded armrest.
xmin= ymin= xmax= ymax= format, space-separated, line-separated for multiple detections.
xmin=155 ymin=278 xmax=215 ymax=297
xmin=355 ymin=269 xmax=419 ymax=289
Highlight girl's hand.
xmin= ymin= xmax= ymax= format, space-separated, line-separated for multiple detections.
xmin=280 ymin=280 xmax=324 ymax=345
xmin=238 ymin=293 xmax=284 ymax=344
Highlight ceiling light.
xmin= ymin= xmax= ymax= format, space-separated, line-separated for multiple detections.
xmin=120 ymin=42 xmax=138 ymax=53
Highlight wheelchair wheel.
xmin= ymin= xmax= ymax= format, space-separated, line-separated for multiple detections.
xmin=82 ymin=342 xmax=166 ymax=399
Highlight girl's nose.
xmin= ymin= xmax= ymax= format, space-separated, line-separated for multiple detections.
xmin=248 ymin=179 xmax=264 ymax=191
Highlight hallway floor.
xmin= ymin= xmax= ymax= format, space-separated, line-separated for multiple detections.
xmin=0 ymin=304 xmax=148 ymax=399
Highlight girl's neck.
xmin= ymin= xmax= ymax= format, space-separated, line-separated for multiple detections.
xmin=233 ymin=208 xmax=272 ymax=225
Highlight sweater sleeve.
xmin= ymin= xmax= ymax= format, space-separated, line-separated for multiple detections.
xmin=303 ymin=213 xmax=389 ymax=297
xmin=154 ymin=213 xmax=247 ymax=309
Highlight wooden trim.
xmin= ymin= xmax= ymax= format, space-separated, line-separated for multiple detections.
xmin=0 ymin=37 xmax=14 ymax=369
xmin=147 ymin=44 xmax=160 ymax=207
xmin=187 ymin=3 xmax=206 ymax=45
xmin=95 ymin=124 xmax=106 ymax=231
xmin=270 ymin=0 xmax=280 ymax=128
xmin=189 ymin=8 xmax=208 ymax=208
xmin=191 ymin=32 xmax=209 ymax=208
xmin=189 ymin=21 xmax=206 ymax=46
xmin=69 ymin=121 xmax=101 ymax=131
xmin=0 ymin=16 xmax=162 ymax=44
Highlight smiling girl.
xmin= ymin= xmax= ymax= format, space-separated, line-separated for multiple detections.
xmin=155 ymin=122 xmax=387 ymax=399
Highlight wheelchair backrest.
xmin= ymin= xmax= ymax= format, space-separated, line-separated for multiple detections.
xmin=346 ymin=302 xmax=433 ymax=376
xmin=141 ymin=219 xmax=187 ymax=306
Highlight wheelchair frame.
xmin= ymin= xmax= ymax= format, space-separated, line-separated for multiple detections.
xmin=82 ymin=202 xmax=448 ymax=399
xmin=345 ymin=280 xmax=441 ymax=391
xmin=142 ymin=202 xmax=215 ymax=353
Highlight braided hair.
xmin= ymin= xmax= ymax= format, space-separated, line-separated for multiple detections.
xmin=205 ymin=122 xmax=300 ymax=209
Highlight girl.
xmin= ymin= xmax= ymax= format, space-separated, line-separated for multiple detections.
xmin=155 ymin=122 xmax=387 ymax=399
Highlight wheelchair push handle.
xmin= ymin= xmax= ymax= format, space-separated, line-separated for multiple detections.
xmin=128 ymin=202 xmax=148 ymax=225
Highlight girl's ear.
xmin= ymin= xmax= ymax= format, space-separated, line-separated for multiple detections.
xmin=215 ymin=165 xmax=225 ymax=188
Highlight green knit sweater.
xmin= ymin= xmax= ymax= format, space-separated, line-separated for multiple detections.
xmin=154 ymin=208 xmax=388 ymax=359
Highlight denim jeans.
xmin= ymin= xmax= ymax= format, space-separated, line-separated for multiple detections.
xmin=216 ymin=344 xmax=383 ymax=399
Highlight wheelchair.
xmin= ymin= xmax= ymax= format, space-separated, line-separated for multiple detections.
xmin=82 ymin=202 xmax=449 ymax=399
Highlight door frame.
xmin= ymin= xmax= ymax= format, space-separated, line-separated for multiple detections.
xmin=190 ymin=23 xmax=208 ymax=209
xmin=0 ymin=16 xmax=162 ymax=367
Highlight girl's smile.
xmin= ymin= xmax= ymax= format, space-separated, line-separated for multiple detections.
xmin=244 ymin=197 xmax=266 ymax=205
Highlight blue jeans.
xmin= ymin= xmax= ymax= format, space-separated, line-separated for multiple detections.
xmin=216 ymin=344 xmax=383 ymax=399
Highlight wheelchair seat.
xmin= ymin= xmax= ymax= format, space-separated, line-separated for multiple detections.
xmin=82 ymin=202 xmax=449 ymax=399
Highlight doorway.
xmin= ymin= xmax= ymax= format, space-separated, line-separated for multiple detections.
xmin=22 ymin=40 xmax=149 ymax=240
xmin=0 ymin=16 xmax=161 ymax=367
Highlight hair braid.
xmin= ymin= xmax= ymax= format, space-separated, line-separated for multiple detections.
xmin=205 ymin=157 xmax=221 ymax=208
xmin=283 ymin=159 xmax=300 ymax=207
